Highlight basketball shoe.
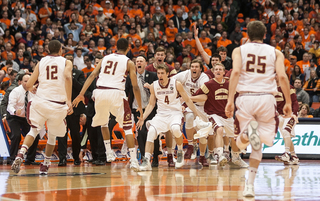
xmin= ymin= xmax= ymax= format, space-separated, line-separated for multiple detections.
xmin=248 ymin=121 xmax=261 ymax=151
xmin=243 ymin=182 xmax=255 ymax=197
xmin=11 ymin=153 xmax=24 ymax=174
xmin=175 ymin=150 xmax=185 ymax=168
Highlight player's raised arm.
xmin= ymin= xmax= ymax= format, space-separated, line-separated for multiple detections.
xmin=176 ymin=81 xmax=199 ymax=117
xmin=194 ymin=23 xmax=210 ymax=65
xmin=275 ymin=49 xmax=292 ymax=118
xmin=136 ymin=83 xmax=156 ymax=130
xmin=225 ymin=47 xmax=241 ymax=118
xmin=64 ymin=60 xmax=73 ymax=115
xmin=72 ymin=59 xmax=102 ymax=107
xmin=26 ymin=62 xmax=39 ymax=92
xmin=128 ymin=60 xmax=143 ymax=122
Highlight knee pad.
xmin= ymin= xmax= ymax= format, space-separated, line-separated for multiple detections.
xmin=199 ymin=137 xmax=207 ymax=144
xmin=184 ymin=112 xmax=195 ymax=129
xmin=47 ymin=134 xmax=56 ymax=145
xmin=250 ymin=148 xmax=262 ymax=161
xmin=26 ymin=127 xmax=38 ymax=139
xmin=170 ymin=124 xmax=182 ymax=138
xmin=147 ymin=126 xmax=157 ymax=143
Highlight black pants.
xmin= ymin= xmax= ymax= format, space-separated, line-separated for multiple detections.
xmin=57 ymin=113 xmax=81 ymax=161
xmin=132 ymin=109 xmax=160 ymax=157
xmin=86 ymin=115 xmax=106 ymax=161
xmin=7 ymin=115 xmax=39 ymax=162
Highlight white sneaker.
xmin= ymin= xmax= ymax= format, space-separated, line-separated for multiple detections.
xmin=243 ymin=182 xmax=255 ymax=197
xmin=106 ymin=150 xmax=117 ymax=162
xmin=223 ymin=151 xmax=231 ymax=162
xmin=190 ymin=144 xmax=198 ymax=160
xmin=275 ymin=152 xmax=290 ymax=162
xmin=208 ymin=153 xmax=217 ymax=165
xmin=139 ymin=157 xmax=152 ymax=171
xmin=218 ymin=155 xmax=227 ymax=167
xmin=11 ymin=157 xmax=23 ymax=174
xmin=130 ymin=159 xmax=140 ymax=171
xmin=248 ymin=121 xmax=261 ymax=151
xmin=175 ymin=150 xmax=185 ymax=169
xmin=232 ymin=157 xmax=249 ymax=168
xmin=284 ymin=155 xmax=300 ymax=165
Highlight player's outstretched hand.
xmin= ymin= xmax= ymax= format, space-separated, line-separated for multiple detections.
xmin=283 ymin=103 xmax=292 ymax=118
xmin=136 ymin=107 xmax=143 ymax=125
xmin=30 ymin=83 xmax=38 ymax=94
xmin=143 ymin=83 xmax=151 ymax=89
xmin=225 ymin=101 xmax=234 ymax=118
xmin=72 ymin=94 xmax=85 ymax=108
xmin=67 ymin=101 xmax=74 ymax=115
xmin=136 ymin=117 xmax=144 ymax=130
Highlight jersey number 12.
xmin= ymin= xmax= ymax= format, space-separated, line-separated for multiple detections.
xmin=46 ymin=65 xmax=58 ymax=80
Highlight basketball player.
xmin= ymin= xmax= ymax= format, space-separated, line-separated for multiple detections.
xmin=191 ymin=63 xmax=248 ymax=168
xmin=11 ymin=40 xmax=73 ymax=175
xmin=173 ymin=59 xmax=210 ymax=166
xmin=137 ymin=64 xmax=201 ymax=170
xmin=274 ymin=75 xmax=300 ymax=165
xmin=145 ymin=46 xmax=177 ymax=167
xmin=73 ymin=38 xmax=142 ymax=171
xmin=225 ymin=21 xmax=292 ymax=197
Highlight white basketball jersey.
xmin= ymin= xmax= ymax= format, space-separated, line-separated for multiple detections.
xmin=96 ymin=53 xmax=129 ymax=91
xmin=173 ymin=70 xmax=209 ymax=105
xmin=237 ymin=43 xmax=277 ymax=94
xmin=37 ymin=56 xmax=67 ymax=102
xmin=153 ymin=78 xmax=181 ymax=115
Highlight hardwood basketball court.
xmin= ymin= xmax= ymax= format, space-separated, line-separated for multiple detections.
xmin=0 ymin=159 xmax=319 ymax=201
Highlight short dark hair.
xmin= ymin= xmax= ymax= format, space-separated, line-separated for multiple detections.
xmin=216 ymin=46 xmax=227 ymax=54
xmin=116 ymin=38 xmax=129 ymax=52
xmin=95 ymin=54 xmax=103 ymax=60
xmin=9 ymin=70 xmax=18 ymax=76
xmin=155 ymin=46 xmax=166 ymax=54
xmin=157 ymin=63 xmax=169 ymax=73
xmin=1 ymin=81 xmax=9 ymax=90
xmin=247 ymin=21 xmax=266 ymax=41
xmin=48 ymin=40 xmax=62 ymax=54
xmin=211 ymin=53 xmax=221 ymax=60
xmin=6 ymin=60 xmax=13 ymax=65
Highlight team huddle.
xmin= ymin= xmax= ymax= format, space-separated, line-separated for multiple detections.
xmin=11 ymin=21 xmax=297 ymax=198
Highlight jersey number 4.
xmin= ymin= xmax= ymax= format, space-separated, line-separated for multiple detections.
xmin=164 ymin=95 xmax=169 ymax=104
xmin=104 ymin=61 xmax=118 ymax=75
xmin=46 ymin=65 xmax=58 ymax=80
xmin=246 ymin=54 xmax=266 ymax=74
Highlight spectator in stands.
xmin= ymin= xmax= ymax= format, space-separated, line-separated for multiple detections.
xmin=64 ymin=21 xmax=83 ymax=43
xmin=74 ymin=47 xmax=89 ymax=70
xmin=82 ymin=58 xmax=95 ymax=77
xmin=290 ymin=65 xmax=305 ymax=85
xmin=296 ymin=52 xmax=310 ymax=74
xmin=177 ymin=47 xmax=193 ymax=66
xmin=303 ymin=70 xmax=320 ymax=106
xmin=170 ymin=33 xmax=183 ymax=57
xmin=298 ymin=103 xmax=313 ymax=118
xmin=292 ymin=42 xmax=307 ymax=61
xmin=294 ymin=78 xmax=310 ymax=105
xmin=305 ymin=59 xmax=318 ymax=81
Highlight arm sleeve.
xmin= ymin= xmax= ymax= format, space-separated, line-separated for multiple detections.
xmin=193 ymin=84 xmax=208 ymax=96
xmin=291 ymin=91 xmax=299 ymax=115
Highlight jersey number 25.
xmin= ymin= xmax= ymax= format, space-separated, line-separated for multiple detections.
xmin=246 ymin=54 xmax=266 ymax=74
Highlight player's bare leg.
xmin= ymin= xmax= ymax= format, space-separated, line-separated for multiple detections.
xmin=215 ymin=127 xmax=227 ymax=166
xmin=223 ymin=136 xmax=230 ymax=162
xmin=198 ymin=137 xmax=209 ymax=166
xmin=287 ymin=140 xmax=299 ymax=165
xmin=12 ymin=128 xmax=38 ymax=173
xmin=174 ymin=135 xmax=185 ymax=168
xmin=165 ymin=131 xmax=175 ymax=167
xmin=230 ymin=138 xmax=248 ymax=168
xmin=185 ymin=128 xmax=195 ymax=159
xmin=101 ymin=127 xmax=117 ymax=162
xmin=207 ymin=135 xmax=217 ymax=164
xmin=140 ymin=126 xmax=157 ymax=171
